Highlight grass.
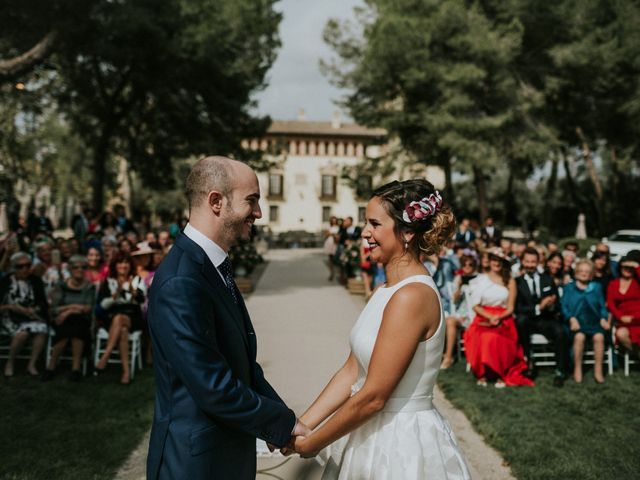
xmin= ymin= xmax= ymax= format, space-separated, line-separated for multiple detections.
xmin=438 ymin=362 xmax=640 ymax=480
xmin=0 ymin=364 xmax=155 ymax=480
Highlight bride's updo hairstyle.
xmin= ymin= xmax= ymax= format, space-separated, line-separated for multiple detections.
xmin=371 ymin=179 xmax=456 ymax=259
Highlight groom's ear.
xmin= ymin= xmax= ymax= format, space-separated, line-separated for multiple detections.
xmin=207 ymin=190 xmax=224 ymax=215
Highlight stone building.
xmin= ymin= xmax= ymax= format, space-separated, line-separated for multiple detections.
xmin=243 ymin=113 xmax=444 ymax=233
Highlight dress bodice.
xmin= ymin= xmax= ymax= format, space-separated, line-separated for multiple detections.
xmin=348 ymin=275 xmax=444 ymax=403
xmin=468 ymin=274 xmax=509 ymax=308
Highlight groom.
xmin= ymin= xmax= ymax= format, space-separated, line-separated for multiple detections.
xmin=147 ymin=156 xmax=307 ymax=479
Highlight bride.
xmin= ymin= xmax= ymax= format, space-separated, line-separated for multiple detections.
xmin=289 ymin=179 xmax=471 ymax=479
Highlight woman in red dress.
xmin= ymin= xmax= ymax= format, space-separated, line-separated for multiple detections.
xmin=463 ymin=247 xmax=534 ymax=387
xmin=606 ymin=256 xmax=640 ymax=353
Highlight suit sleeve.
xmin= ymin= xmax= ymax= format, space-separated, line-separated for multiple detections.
xmin=150 ymin=276 xmax=296 ymax=447
xmin=253 ymin=362 xmax=287 ymax=405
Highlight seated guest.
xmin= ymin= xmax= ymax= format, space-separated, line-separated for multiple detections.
xmin=85 ymin=246 xmax=106 ymax=286
xmin=545 ymin=252 xmax=565 ymax=292
xmin=455 ymin=218 xmax=475 ymax=246
xmin=43 ymin=255 xmax=96 ymax=381
xmin=592 ymin=251 xmax=613 ymax=292
xmin=441 ymin=254 xmax=478 ymax=369
xmin=515 ymin=247 xmax=568 ymax=386
xmin=32 ymin=240 xmax=69 ymax=297
xmin=0 ymin=252 xmax=49 ymax=377
xmin=463 ymin=248 xmax=533 ymax=387
xmin=562 ymin=250 xmax=576 ymax=285
xmin=561 ymin=259 xmax=610 ymax=384
xmin=607 ymin=256 xmax=640 ymax=355
xmin=95 ymin=250 xmax=146 ymax=384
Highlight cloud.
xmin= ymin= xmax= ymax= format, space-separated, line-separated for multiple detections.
xmin=253 ymin=0 xmax=364 ymax=121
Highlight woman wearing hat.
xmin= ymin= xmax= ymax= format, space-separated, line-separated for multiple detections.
xmin=463 ymin=247 xmax=533 ymax=387
xmin=607 ymin=256 xmax=640 ymax=356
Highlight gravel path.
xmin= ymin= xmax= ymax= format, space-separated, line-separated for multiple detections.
xmin=116 ymin=249 xmax=515 ymax=479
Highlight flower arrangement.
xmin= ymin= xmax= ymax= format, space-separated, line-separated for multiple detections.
xmin=229 ymin=243 xmax=264 ymax=278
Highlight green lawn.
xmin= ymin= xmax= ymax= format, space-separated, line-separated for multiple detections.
xmin=438 ymin=363 xmax=640 ymax=480
xmin=0 ymin=365 xmax=155 ymax=480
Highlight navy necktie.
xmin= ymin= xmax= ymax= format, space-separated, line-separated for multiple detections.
xmin=218 ymin=257 xmax=239 ymax=304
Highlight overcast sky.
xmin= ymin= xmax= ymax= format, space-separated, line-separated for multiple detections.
xmin=253 ymin=0 xmax=364 ymax=122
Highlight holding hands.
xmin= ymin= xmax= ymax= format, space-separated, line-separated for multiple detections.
xmin=267 ymin=418 xmax=316 ymax=457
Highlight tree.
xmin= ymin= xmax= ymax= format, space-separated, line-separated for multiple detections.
xmin=322 ymin=0 xmax=548 ymax=221
xmin=1 ymin=0 xmax=282 ymax=214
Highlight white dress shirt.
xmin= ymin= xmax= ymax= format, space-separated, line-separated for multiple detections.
xmin=524 ymin=271 xmax=542 ymax=316
xmin=183 ymin=223 xmax=227 ymax=282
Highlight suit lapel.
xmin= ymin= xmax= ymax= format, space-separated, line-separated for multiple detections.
xmin=200 ymin=250 xmax=251 ymax=355
xmin=174 ymin=233 xmax=252 ymax=356
xmin=234 ymin=287 xmax=257 ymax=358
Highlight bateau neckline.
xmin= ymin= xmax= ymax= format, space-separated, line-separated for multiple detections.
xmin=379 ymin=274 xmax=431 ymax=290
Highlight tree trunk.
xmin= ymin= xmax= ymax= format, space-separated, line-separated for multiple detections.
xmin=0 ymin=32 xmax=57 ymax=80
xmin=575 ymin=127 xmax=604 ymax=234
xmin=472 ymin=165 xmax=488 ymax=223
xmin=543 ymin=154 xmax=559 ymax=230
xmin=443 ymin=155 xmax=455 ymax=208
xmin=503 ymin=169 xmax=517 ymax=227
xmin=562 ymin=153 xmax=582 ymax=207
xmin=91 ymin=133 xmax=111 ymax=214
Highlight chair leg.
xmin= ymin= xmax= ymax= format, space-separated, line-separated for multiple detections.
xmin=625 ymin=353 xmax=629 ymax=377
xmin=607 ymin=347 xmax=613 ymax=376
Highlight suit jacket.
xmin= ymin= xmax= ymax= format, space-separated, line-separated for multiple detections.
xmin=480 ymin=226 xmax=502 ymax=246
xmin=515 ymin=272 xmax=559 ymax=323
xmin=146 ymin=233 xmax=295 ymax=480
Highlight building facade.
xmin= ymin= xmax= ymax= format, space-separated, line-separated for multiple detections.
xmin=243 ymin=114 xmax=444 ymax=233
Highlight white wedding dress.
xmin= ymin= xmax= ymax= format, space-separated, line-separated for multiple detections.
xmin=319 ymin=275 xmax=471 ymax=479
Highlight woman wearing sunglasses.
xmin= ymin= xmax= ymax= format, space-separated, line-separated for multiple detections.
xmin=0 ymin=252 xmax=49 ymax=377
xmin=42 ymin=255 xmax=96 ymax=381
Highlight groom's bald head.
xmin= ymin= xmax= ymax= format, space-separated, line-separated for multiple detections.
xmin=185 ymin=156 xmax=236 ymax=211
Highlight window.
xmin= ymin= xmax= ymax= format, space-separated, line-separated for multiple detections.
xmin=322 ymin=206 xmax=332 ymax=223
xmin=356 ymin=175 xmax=373 ymax=198
xmin=321 ymin=174 xmax=337 ymax=200
xmin=269 ymin=205 xmax=279 ymax=223
xmin=268 ymin=174 xmax=283 ymax=198
xmin=358 ymin=207 xmax=366 ymax=224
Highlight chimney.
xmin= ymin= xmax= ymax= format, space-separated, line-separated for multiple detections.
xmin=298 ymin=108 xmax=306 ymax=121
xmin=331 ymin=111 xmax=342 ymax=129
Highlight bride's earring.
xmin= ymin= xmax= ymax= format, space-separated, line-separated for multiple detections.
xmin=404 ymin=237 xmax=409 ymax=251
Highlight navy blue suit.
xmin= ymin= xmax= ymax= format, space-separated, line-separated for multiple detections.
xmin=146 ymin=233 xmax=295 ymax=480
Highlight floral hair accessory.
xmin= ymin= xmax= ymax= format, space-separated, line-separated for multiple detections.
xmin=402 ymin=191 xmax=443 ymax=223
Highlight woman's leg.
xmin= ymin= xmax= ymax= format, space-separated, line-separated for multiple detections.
xmin=118 ymin=328 xmax=131 ymax=384
xmin=441 ymin=316 xmax=460 ymax=369
xmin=27 ymin=332 xmax=47 ymax=375
xmin=97 ymin=314 xmax=125 ymax=369
xmin=70 ymin=338 xmax=84 ymax=372
xmin=327 ymin=256 xmax=334 ymax=281
xmin=47 ymin=338 xmax=69 ymax=371
xmin=573 ymin=332 xmax=586 ymax=383
xmin=4 ymin=331 xmax=29 ymax=376
xmin=362 ymin=272 xmax=372 ymax=298
xmin=615 ymin=327 xmax=632 ymax=351
xmin=592 ymin=333 xmax=605 ymax=383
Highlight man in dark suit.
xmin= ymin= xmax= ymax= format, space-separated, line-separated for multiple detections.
xmin=480 ymin=216 xmax=502 ymax=247
xmin=515 ymin=247 xmax=568 ymax=387
xmin=147 ymin=156 xmax=308 ymax=480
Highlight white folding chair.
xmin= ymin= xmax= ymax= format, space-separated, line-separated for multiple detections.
xmin=529 ymin=334 xmax=556 ymax=368
xmin=94 ymin=327 xmax=143 ymax=379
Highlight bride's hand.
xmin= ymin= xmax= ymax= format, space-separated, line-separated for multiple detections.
xmin=293 ymin=435 xmax=319 ymax=458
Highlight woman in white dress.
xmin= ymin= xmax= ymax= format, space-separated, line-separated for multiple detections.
xmin=290 ymin=179 xmax=471 ymax=479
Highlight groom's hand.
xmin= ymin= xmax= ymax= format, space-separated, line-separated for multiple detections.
xmin=279 ymin=419 xmax=311 ymax=456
